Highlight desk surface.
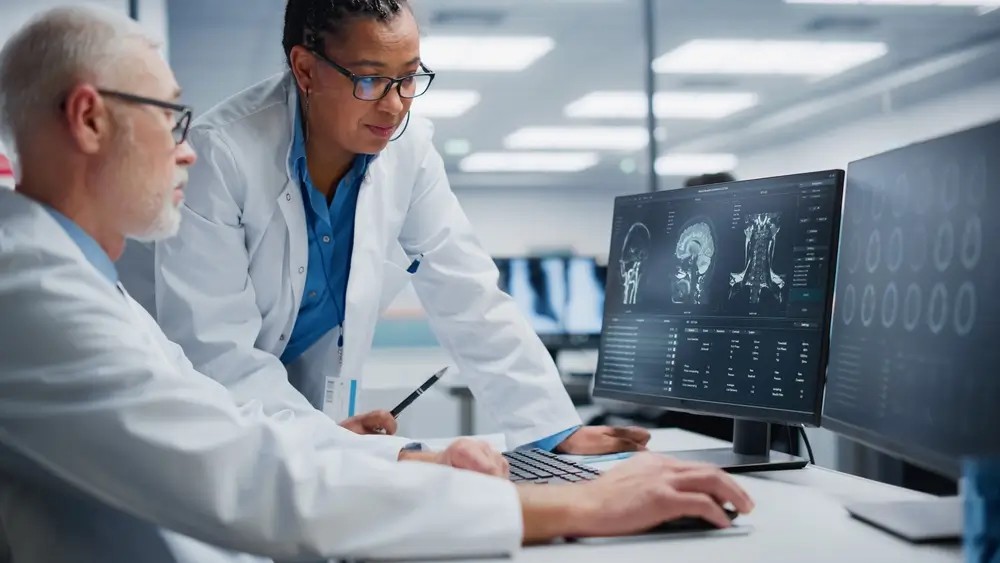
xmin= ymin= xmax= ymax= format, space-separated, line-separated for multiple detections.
xmin=397 ymin=429 xmax=962 ymax=563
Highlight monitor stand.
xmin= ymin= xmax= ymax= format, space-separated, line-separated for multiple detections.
xmin=844 ymin=496 xmax=962 ymax=543
xmin=659 ymin=420 xmax=808 ymax=473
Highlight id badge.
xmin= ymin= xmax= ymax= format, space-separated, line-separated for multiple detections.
xmin=324 ymin=377 xmax=358 ymax=421
xmin=322 ymin=324 xmax=358 ymax=421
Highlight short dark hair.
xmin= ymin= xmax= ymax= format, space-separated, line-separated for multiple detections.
xmin=283 ymin=0 xmax=411 ymax=64
xmin=684 ymin=172 xmax=736 ymax=188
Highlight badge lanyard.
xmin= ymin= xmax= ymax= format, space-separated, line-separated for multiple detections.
xmin=301 ymin=163 xmax=356 ymax=420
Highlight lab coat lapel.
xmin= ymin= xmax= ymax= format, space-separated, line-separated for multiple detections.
xmin=276 ymin=179 xmax=308 ymax=328
xmin=341 ymin=164 xmax=386 ymax=381
xmin=276 ymin=79 xmax=309 ymax=337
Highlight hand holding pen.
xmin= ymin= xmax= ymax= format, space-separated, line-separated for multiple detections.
xmin=338 ymin=367 xmax=448 ymax=436
xmin=339 ymin=410 xmax=398 ymax=435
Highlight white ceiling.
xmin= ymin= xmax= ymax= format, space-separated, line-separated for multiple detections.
xmin=166 ymin=0 xmax=1000 ymax=190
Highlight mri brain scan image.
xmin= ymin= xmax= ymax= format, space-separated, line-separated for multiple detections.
xmin=619 ymin=222 xmax=651 ymax=305
xmin=671 ymin=220 xmax=716 ymax=305
xmin=730 ymin=213 xmax=786 ymax=304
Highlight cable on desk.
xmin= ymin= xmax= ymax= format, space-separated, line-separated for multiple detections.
xmin=798 ymin=426 xmax=816 ymax=465
xmin=785 ymin=425 xmax=794 ymax=456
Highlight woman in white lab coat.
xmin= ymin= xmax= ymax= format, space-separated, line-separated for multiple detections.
xmin=149 ymin=0 xmax=649 ymax=454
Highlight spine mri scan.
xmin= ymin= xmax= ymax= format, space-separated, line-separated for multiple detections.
xmin=730 ymin=213 xmax=786 ymax=304
xmin=619 ymin=222 xmax=651 ymax=305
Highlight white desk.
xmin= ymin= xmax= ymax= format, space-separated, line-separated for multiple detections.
xmin=388 ymin=429 xmax=962 ymax=563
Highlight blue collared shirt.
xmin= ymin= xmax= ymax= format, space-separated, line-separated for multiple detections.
xmin=280 ymin=105 xmax=374 ymax=366
xmin=45 ymin=207 xmax=118 ymax=286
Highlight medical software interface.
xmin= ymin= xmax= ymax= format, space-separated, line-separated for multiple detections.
xmin=495 ymin=256 xmax=606 ymax=337
xmin=594 ymin=171 xmax=841 ymax=416
xmin=824 ymin=121 xmax=1000 ymax=466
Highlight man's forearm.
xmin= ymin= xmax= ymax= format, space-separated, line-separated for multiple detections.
xmin=398 ymin=449 xmax=588 ymax=542
xmin=516 ymin=484 xmax=591 ymax=543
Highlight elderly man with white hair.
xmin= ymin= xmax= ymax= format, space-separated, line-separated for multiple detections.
xmin=0 ymin=5 xmax=753 ymax=563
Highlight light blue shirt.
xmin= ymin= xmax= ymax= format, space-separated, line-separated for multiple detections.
xmin=45 ymin=206 xmax=118 ymax=285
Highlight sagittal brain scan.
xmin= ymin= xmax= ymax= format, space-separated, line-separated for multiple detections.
xmin=729 ymin=213 xmax=786 ymax=305
xmin=671 ymin=219 xmax=716 ymax=305
xmin=823 ymin=120 xmax=1000 ymax=471
xmin=619 ymin=222 xmax=651 ymax=305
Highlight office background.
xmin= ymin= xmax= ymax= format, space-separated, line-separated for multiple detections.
xmin=2 ymin=0 xmax=998 ymax=495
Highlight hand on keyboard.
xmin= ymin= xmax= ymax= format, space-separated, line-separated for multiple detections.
xmin=401 ymin=438 xmax=509 ymax=478
xmin=438 ymin=437 xmax=510 ymax=478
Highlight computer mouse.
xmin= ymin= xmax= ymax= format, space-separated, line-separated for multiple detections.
xmin=640 ymin=507 xmax=739 ymax=534
xmin=565 ymin=507 xmax=744 ymax=544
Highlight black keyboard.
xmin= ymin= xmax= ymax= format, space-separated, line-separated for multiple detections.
xmin=503 ymin=448 xmax=601 ymax=484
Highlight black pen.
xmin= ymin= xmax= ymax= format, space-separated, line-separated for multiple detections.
xmin=391 ymin=367 xmax=448 ymax=418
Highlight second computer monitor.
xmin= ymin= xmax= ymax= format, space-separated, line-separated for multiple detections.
xmin=824 ymin=120 xmax=1000 ymax=479
xmin=495 ymin=256 xmax=606 ymax=347
xmin=593 ymin=170 xmax=844 ymax=428
xmin=821 ymin=119 xmax=1000 ymax=543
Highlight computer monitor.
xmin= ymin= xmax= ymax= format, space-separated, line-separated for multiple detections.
xmin=494 ymin=256 xmax=606 ymax=349
xmin=495 ymin=257 xmax=567 ymax=346
xmin=823 ymin=120 xmax=1000 ymax=542
xmin=592 ymin=170 xmax=844 ymax=472
xmin=564 ymin=257 xmax=606 ymax=347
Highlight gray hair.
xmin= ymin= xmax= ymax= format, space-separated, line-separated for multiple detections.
xmin=0 ymin=5 xmax=160 ymax=160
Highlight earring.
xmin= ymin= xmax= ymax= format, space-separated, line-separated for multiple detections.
xmin=303 ymin=89 xmax=311 ymax=141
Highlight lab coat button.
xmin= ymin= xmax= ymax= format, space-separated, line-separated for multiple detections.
xmin=285 ymin=193 xmax=292 ymax=201
xmin=298 ymin=266 xmax=305 ymax=274
xmin=279 ymin=334 xmax=286 ymax=341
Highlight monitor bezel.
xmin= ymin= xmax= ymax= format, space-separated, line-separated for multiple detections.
xmin=820 ymin=416 xmax=960 ymax=479
xmin=592 ymin=169 xmax=846 ymax=428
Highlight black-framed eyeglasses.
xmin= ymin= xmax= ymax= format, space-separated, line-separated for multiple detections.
xmin=97 ymin=89 xmax=193 ymax=145
xmin=308 ymin=48 xmax=436 ymax=102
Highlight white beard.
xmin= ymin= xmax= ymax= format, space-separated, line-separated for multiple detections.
xmin=129 ymin=169 xmax=186 ymax=243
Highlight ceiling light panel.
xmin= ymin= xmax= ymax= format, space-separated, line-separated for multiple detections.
xmin=653 ymin=39 xmax=888 ymax=77
xmin=459 ymin=152 xmax=600 ymax=173
xmin=504 ymin=126 xmax=650 ymax=150
xmin=411 ymin=90 xmax=481 ymax=118
xmin=443 ymin=139 xmax=472 ymax=156
xmin=564 ymin=91 xmax=760 ymax=119
xmin=420 ymin=36 xmax=556 ymax=71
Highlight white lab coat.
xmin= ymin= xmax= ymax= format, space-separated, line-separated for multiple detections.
xmin=143 ymin=72 xmax=582 ymax=448
xmin=0 ymin=190 xmax=522 ymax=562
